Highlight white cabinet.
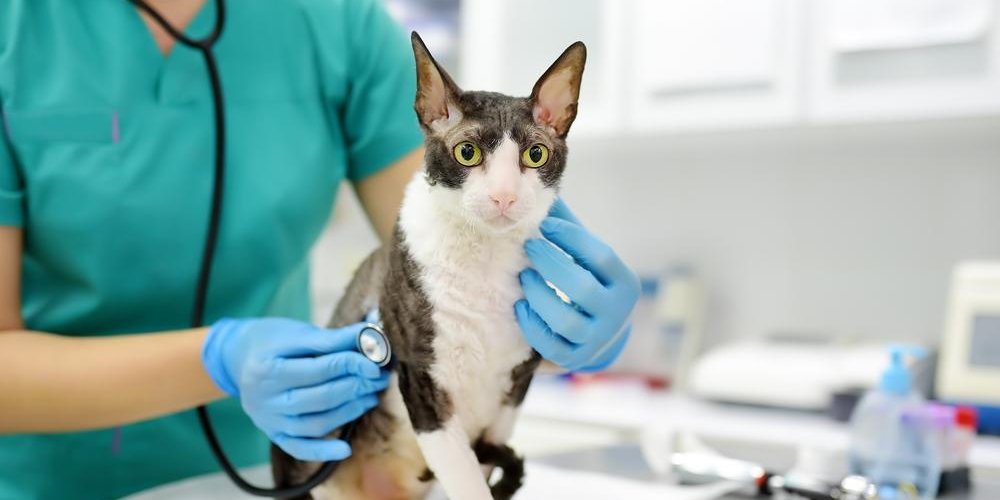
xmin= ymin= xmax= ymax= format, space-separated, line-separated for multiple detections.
xmin=459 ymin=0 xmax=626 ymax=136
xmin=805 ymin=0 xmax=1000 ymax=123
xmin=627 ymin=0 xmax=804 ymax=132
xmin=457 ymin=0 xmax=1000 ymax=135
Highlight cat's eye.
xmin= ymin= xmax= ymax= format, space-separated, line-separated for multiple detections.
xmin=453 ymin=142 xmax=483 ymax=167
xmin=521 ymin=144 xmax=549 ymax=168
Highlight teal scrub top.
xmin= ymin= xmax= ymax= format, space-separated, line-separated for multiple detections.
xmin=0 ymin=0 xmax=423 ymax=498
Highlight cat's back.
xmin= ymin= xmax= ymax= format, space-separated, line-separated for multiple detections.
xmin=328 ymin=244 xmax=391 ymax=328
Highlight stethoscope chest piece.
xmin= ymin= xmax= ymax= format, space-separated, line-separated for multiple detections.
xmin=357 ymin=323 xmax=392 ymax=367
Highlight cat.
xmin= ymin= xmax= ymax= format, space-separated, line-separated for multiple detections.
xmin=271 ymin=32 xmax=586 ymax=500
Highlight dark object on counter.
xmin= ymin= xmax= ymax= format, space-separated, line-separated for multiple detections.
xmin=767 ymin=474 xmax=877 ymax=500
xmin=671 ymin=451 xmax=878 ymax=500
xmin=938 ymin=467 xmax=972 ymax=496
xmin=829 ymin=388 xmax=865 ymax=422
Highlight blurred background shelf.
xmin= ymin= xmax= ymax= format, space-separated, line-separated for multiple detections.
xmin=515 ymin=376 xmax=1000 ymax=470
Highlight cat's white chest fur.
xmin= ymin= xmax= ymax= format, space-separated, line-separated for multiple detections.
xmin=398 ymin=176 xmax=537 ymax=438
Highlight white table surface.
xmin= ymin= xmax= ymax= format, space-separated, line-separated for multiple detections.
xmin=125 ymin=462 xmax=742 ymax=500
xmin=129 ymin=375 xmax=1000 ymax=498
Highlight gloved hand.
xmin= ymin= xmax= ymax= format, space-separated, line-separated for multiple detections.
xmin=516 ymin=199 xmax=640 ymax=372
xmin=202 ymin=317 xmax=389 ymax=462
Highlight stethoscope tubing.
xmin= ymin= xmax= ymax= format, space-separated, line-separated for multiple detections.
xmin=125 ymin=0 xmax=340 ymax=496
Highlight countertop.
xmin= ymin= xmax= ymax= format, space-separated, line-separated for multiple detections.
xmin=129 ymin=375 xmax=1000 ymax=499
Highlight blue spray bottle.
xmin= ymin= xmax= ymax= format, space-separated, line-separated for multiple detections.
xmin=848 ymin=345 xmax=940 ymax=499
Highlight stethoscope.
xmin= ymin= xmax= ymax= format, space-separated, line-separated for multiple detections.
xmin=128 ymin=0 xmax=393 ymax=497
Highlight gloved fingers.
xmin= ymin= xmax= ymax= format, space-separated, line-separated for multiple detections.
xmin=520 ymin=269 xmax=594 ymax=344
xmin=272 ymin=351 xmax=382 ymax=388
xmin=524 ymin=238 xmax=604 ymax=314
xmin=578 ymin=324 xmax=631 ymax=373
xmin=539 ymin=216 xmax=635 ymax=288
xmin=547 ymin=198 xmax=583 ymax=226
xmin=281 ymin=322 xmax=366 ymax=358
xmin=280 ymin=394 xmax=380 ymax=439
xmin=271 ymin=434 xmax=353 ymax=463
xmin=514 ymin=299 xmax=578 ymax=369
xmin=281 ymin=373 xmax=390 ymax=415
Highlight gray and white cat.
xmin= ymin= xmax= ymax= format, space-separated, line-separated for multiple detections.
xmin=272 ymin=32 xmax=586 ymax=500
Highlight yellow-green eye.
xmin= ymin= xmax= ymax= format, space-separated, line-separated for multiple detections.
xmin=453 ymin=142 xmax=483 ymax=167
xmin=522 ymin=144 xmax=549 ymax=168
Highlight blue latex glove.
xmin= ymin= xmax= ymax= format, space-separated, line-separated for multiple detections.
xmin=516 ymin=199 xmax=640 ymax=372
xmin=202 ymin=317 xmax=390 ymax=462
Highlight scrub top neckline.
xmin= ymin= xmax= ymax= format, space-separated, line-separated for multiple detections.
xmin=122 ymin=0 xmax=219 ymax=104
xmin=127 ymin=0 xmax=215 ymax=60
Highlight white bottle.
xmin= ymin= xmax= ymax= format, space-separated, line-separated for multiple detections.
xmin=848 ymin=346 xmax=940 ymax=500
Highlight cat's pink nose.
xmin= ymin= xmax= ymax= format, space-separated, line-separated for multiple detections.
xmin=490 ymin=192 xmax=518 ymax=214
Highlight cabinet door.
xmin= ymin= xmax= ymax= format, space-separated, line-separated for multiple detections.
xmin=805 ymin=0 xmax=1000 ymax=123
xmin=459 ymin=0 xmax=625 ymax=137
xmin=627 ymin=0 xmax=803 ymax=133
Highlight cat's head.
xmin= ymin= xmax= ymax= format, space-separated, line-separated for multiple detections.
xmin=411 ymin=32 xmax=586 ymax=233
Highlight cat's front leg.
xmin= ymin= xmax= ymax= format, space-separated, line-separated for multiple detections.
xmin=397 ymin=362 xmax=492 ymax=500
xmin=417 ymin=417 xmax=494 ymax=500
xmin=474 ymin=352 xmax=541 ymax=499
xmin=475 ymin=408 xmax=526 ymax=500
xmin=488 ymin=351 xmax=541 ymax=445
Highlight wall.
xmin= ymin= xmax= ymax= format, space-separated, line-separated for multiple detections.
xmin=310 ymin=115 xmax=1000 ymax=350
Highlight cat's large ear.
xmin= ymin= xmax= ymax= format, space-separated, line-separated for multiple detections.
xmin=530 ymin=42 xmax=587 ymax=138
xmin=412 ymin=32 xmax=463 ymax=131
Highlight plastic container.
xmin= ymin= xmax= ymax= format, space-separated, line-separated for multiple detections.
xmin=936 ymin=406 xmax=977 ymax=495
xmin=924 ymin=404 xmax=958 ymax=471
xmin=900 ymin=406 xmax=946 ymax=496
xmin=953 ymin=406 xmax=978 ymax=464
xmin=848 ymin=346 xmax=940 ymax=500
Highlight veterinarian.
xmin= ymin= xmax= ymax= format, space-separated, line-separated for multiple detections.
xmin=0 ymin=0 xmax=639 ymax=498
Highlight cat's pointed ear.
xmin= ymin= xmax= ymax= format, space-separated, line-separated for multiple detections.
xmin=530 ymin=42 xmax=586 ymax=138
xmin=412 ymin=31 xmax=463 ymax=131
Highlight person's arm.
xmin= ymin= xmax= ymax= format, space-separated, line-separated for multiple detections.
xmin=0 ymin=226 xmax=224 ymax=434
xmin=353 ymin=146 xmax=424 ymax=242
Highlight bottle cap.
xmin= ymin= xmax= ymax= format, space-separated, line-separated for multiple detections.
xmin=956 ymin=406 xmax=979 ymax=429
xmin=879 ymin=345 xmax=927 ymax=395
